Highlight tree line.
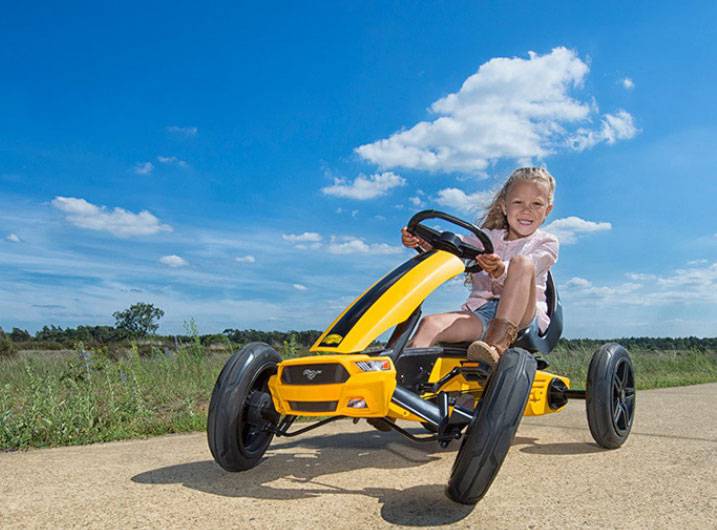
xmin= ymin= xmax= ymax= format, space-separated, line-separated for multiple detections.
xmin=2 ymin=324 xmax=716 ymax=352
xmin=0 ymin=325 xmax=323 ymax=348
xmin=554 ymin=336 xmax=717 ymax=352
xmin=1 ymin=301 xmax=716 ymax=355
xmin=0 ymin=324 xmax=324 ymax=354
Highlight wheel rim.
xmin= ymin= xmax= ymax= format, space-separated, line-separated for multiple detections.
xmin=239 ymin=367 xmax=277 ymax=455
xmin=610 ymin=358 xmax=635 ymax=435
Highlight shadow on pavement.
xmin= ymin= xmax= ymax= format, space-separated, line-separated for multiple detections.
xmin=515 ymin=436 xmax=606 ymax=455
xmin=132 ymin=429 xmax=474 ymax=526
xmin=132 ymin=429 xmax=590 ymax=525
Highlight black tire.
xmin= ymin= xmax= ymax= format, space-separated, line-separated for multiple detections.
xmin=446 ymin=348 xmax=537 ymax=505
xmin=586 ymin=343 xmax=635 ymax=449
xmin=207 ymin=342 xmax=281 ymax=471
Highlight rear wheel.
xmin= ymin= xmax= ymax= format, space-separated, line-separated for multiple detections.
xmin=207 ymin=342 xmax=281 ymax=471
xmin=446 ymin=348 xmax=536 ymax=505
xmin=586 ymin=343 xmax=635 ymax=449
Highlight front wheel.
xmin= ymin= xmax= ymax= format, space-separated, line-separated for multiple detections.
xmin=207 ymin=342 xmax=281 ymax=471
xmin=446 ymin=348 xmax=537 ymax=505
xmin=586 ymin=343 xmax=635 ymax=449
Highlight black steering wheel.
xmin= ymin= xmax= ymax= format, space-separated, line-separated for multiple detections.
xmin=406 ymin=210 xmax=494 ymax=273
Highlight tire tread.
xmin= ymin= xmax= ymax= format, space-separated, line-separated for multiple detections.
xmin=446 ymin=348 xmax=537 ymax=504
xmin=207 ymin=342 xmax=281 ymax=471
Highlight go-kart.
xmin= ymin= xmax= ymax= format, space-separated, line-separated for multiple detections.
xmin=207 ymin=210 xmax=636 ymax=505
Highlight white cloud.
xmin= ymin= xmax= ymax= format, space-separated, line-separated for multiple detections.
xmin=157 ymin=156 xmax=189 ymax=168
xmin=235 ymin=255 xmax=256 ymax=264
xmin=327 ymin=237 xmax=402 ymax=255
xmin=543 ymin=216 xmax=611 ymax=244
xmin=622 ymin=77 xmax=635 ymax=90
xmin=356 ymin=48 xmax=637 ymax=173
xmin=134 ymin=162 xmax=154 ymax=175
xmin=409 ymin=196 xmax=424 ymax=207
xmin=656 ymin=262 xmax=717 ymax=289
xmin=166 ymin=125 xmax=198 ymax=137
xmin=282 ymin=232 xmax=322 ymax=243
xmin=321 ymin=171 xmax=406 ymax=200
xmin=293 ymin=283 xmax=307 ymax=291
xmin=52 ymin=196 xmax=173 ymax=238
xmin=435 ymin=187 xmax=495 ymax=215
xmin=5 ymin=233 xmax=21 ymax=243
xmin=566 ymin=277 xmax=591 ymax=288
xmin=625 ymin=272 xmax=657 ymax=281
xmin=159 ymin=255 xmax=188 ymax=268
xmin=561 ymin=277 xmax=640 ymax=301
xmin=567 ymin=110 xmax=638 ymax=151
xmin=687 ymin=259 xmax=708 ymax=266
xmin=561 ymin=261 xmax=717 ymax=308
xmin=294 ymin=243 xmax=322 ymax=250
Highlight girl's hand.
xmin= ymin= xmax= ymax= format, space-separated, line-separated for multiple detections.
xmin=401 ymin=226 xmax=430 ymax=250
xmin=475 ymin=253 xmax=505 ymax=279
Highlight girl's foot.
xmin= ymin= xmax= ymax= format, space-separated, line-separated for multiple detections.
xmin=467 ymin=318 xmax=518 ymax=366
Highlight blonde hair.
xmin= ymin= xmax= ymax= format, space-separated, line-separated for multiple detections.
xmin=481 ymin=167 xmax=556 ymax=229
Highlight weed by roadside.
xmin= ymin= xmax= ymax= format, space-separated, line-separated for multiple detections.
xmin=0 ymin=340 xmax=227 ymax=450
xmin=2 ymin=342 xmax=715 ymax=451
xmin=0 ymin=328 xmax=16 ymax=358
xmin=547 ymin=346 xmax=717 ymax=389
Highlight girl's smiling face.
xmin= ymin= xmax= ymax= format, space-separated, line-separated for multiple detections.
xmin=502 ymin=180 xmax=553 ymax=240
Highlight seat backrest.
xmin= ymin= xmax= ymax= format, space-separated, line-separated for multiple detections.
xmin=512 ymin=271 xmax=563 ymax=354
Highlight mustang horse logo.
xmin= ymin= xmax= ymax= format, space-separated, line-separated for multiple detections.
xmin=303 ymin=369 xmax=323 ymax=381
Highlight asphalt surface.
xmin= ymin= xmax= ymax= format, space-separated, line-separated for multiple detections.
xmin=2 ymin=383 xmax=716 ymax=529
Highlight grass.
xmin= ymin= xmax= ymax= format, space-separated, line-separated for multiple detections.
xmin=548 ymin=346 xmax=717 ymax=389
xmin=2 ymin=343 xmax=716 ymax=451
xmin=0 ymin=343 xmax=229 ymax=450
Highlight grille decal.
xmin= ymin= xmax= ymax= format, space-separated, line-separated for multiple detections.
xmin=281 ymin=363 xmax=350 ymax=385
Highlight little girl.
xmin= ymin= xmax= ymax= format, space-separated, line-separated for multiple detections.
xmin=401 ymin=167 xmax=559 ymax=365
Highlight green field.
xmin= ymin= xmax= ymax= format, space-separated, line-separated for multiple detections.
xmin=2 ymin=343 xmax=716 ymax=451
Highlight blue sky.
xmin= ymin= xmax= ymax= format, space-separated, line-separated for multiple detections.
xmin=1 ymin=2 xmax=716 ymax=338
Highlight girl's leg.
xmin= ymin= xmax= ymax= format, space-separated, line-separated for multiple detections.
xmin=409 ymin=311 xmax=484 ymax=348
xmin=495 ymin=255 xmax=537 ymax=329
xmin=468 ymin=256 xmax=537 ymax=364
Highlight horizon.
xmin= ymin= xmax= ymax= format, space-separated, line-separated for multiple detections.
xmin=1 ymin=3 xmax=716 ymax=339
xmin=7 ymin=323 xmax=717 ymax=343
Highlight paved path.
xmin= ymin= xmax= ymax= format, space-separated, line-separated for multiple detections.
xmin=2 ymin=383 xmax=716 ymax=529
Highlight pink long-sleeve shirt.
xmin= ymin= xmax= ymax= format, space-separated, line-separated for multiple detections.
xmin=461 ymin=228 xmax=559 ymax=332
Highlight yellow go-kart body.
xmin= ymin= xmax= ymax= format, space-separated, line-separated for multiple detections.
xmin=268 ymin=354 xmax=569 ymax=420
xmin=267 ymin=250 xmax=570 ymax=424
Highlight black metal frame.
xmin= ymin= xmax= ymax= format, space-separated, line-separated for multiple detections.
xmin=371 ymin=418 xmax=438 ymax=442
xmin=270 ymin=415 xmax=345 ymax=438
xmin=417 ymin=363 xmax=490 ymax=394
xmin=267 ymin=362 xmax=589 ymax=446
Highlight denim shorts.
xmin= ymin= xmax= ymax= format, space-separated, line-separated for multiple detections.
xmin=471 ymin=299 xmax=539 ymax=340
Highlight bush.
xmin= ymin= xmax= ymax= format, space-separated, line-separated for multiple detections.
xmin=0 ymin=328 xmax=16 ymax=358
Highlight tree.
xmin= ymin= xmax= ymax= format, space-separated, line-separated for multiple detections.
xmin=113 ymin=303 xmax=164 ymax=337
xmin=9 ymin=327 xmax=31 ymax=342
xmin=0 ymin=327 xmax=15 ymax=357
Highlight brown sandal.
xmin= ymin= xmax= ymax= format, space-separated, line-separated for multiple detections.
xmin=467 ymin=318 xmax=518 ymax=366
